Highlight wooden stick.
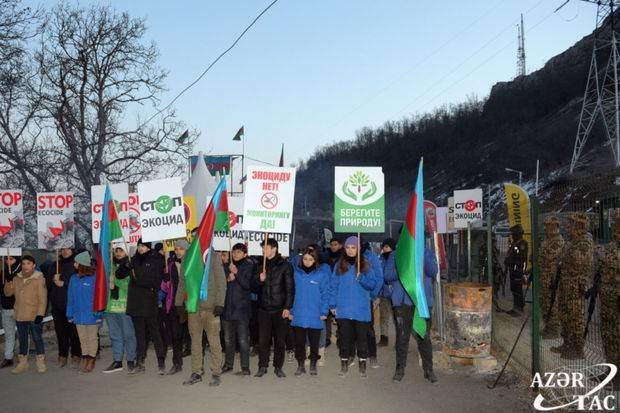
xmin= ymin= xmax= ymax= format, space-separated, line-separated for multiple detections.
xmin=262 ymin=231 xmax=269 ymax=274
xmin=356 ymin=232 xmax=361 ymax=277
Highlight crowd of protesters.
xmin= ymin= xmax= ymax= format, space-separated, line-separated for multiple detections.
xmin=0 ymin=235 xmax=438 ymax=386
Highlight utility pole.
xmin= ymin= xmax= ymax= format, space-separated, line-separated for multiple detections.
xmin=517 ymin=13 xmax=526 ymax=77
xmin=564 ymin=0 xmax=620 ymax=172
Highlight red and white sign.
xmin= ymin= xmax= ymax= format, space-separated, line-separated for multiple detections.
xmin=91 ymin=184 xmax=129 ymax=243
xmin=453 ymin=188 xmax=483 ymax=229
xmin=242 ymin=166 xmax=296 ymax=234
xmin=128 ymin=193 xmax=141 ymax=245
xmin=0 ymin=190 xmax=24 ymax=248
xmin=37 ymin=192 xmax=75 ymax=250
xmin=424 ymin=200 xmax=446 ymax=270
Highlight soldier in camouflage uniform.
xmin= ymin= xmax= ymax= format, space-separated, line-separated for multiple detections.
xmin=551 ymin=213 xmax=593 ymax=359
xmin=599 ymin=209 xmax=619 ymax=374
xmin=504 ymin=224 xmax=528 ymax=316
xmin=539 ymin=216 xmax=564 ymax=338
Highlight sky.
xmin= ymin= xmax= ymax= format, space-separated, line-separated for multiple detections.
xmin=33 ymin=0 xmax=595 ymax=167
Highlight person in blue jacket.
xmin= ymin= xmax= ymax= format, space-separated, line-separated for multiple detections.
xmin=290 ymin=248 xmax=330 ymax=376
xmin=66 ymin=251 xmax=102 ymax=373
xmin=329 ymin=236 xmax=376 ymax=378
xmin=362 ymin=241 xmax=383 ymax=368
xmin=378 ymin=238 xmax=396 ymax=347
xmin=384 ymin=241 xmax=438 ymax=383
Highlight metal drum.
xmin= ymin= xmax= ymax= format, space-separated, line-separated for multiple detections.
xmin=443 ymin=282 xmax=492 ymax=358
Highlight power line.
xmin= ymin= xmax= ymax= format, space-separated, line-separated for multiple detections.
xmin=138 ymin=0 xmax=280 ymax=130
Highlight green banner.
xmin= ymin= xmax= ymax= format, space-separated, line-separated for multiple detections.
xmin=334 ymin=167 xmax=385 ymax=233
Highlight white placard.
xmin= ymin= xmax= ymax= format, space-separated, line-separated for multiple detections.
xmin=128 ymin=193 xmax=141 ymax=246
xmin=242 ymin=166 xmax=296 ymax=234
xmin=137 ymin=177 xmax=186 ymax=242
xmin=37 ymin=192 xmax=75 ymax=249
xmin=0 ymin=190 xmax=24 ymax=248
xmin=453 ymin=188 xmax=484 ymax=229
xmin=91 ymin=184 xmax=129 ymax=243
xmin=436 ymin=207 xmax=448 ymax=234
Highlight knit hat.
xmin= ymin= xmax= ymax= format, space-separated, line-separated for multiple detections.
xmin=75 ymin=251 xmax=92 ymax=267
xmin=137 ymin=238 xmax=152 ymax=249
xmin=344 ymin=236 xmax=358 ymax=248
xmin=175 ymin=239 xmax=190 ymax=249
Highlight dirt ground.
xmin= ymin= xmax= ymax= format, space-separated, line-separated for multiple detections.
xmin=1 ymin=328 xmax=533 ymax=413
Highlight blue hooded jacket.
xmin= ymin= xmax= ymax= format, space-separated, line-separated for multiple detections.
xmin=384 ymin=248 xmax=438 ymax=308
xmin=66 ymin=273 xmax=101 ymax=325
xmin=290 ymin=264 xmax=330 ymax=329
xmin=329 ymin=259 xmax=376 ymax=322
xmin=380 ymin=251 xmax=396 ymax=298
xmin=363 ymin=249 xmax=384 ymax=300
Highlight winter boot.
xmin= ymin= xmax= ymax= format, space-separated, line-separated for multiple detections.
xmin=393 ymin=365 xmax=405 ymax=382
xmin=58 ymin=356 xmax=68 ymax=368
xmin=359 ymin=359 xmax=367 ymax=378
xmin=309 ymin=360 xmax=318 ymax=376
xmin=11 ymin=355 xmax=29 ymax=374
xmin=295 ymin=361 xmax=306 ymax=376
xmin=71 ymin=355 xmax=81 ymax=369
xmin=424 ymin=369 xmax=438 ymax=384
xmin=339 ymin=359 xmax=348 ymax=377
xmin=35 ymin=354 xmax=46 ymax=373
xmin=317 ymin=347 xmax=325 ymax=367
xmin=378 ymin=335 xmax=389 ymax=347
xmin=87 ymin=357 xmax=96 ymax=373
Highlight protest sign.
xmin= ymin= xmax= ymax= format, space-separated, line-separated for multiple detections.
xmin=137 ymin=177 xmax=186 ymax=242
xmin=91 ymin=184 xmax=129 ymax=243
xmin=334 ymin=167 xmax=385 ymax=233
xmin=0 ymin=190 xmax=24 ymax=248
xmin=37 ymin=192 xmax=75 ymax=249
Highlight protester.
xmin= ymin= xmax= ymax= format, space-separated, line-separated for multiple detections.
xmin=44 ymin=248 xmax=82 ymax=368
xmin=183 ymin=251 xmax=227 ymax=386
xmin=253 ymin=238 xmax=295 ymax=378
xmin=127 ymin=239 xmax=166 ymax=374
xmin=4 ymin=255 xmax=47 ymax=374
xmin=103 ymin=246 xmax=137 ymax=374
xmin=323 ymin=237 xmax=343 ymax=347
xmin=159 ymin=239 xmax=189 ymax=375
xmin=290 ymin=248 xmax=329 ymax=376
xmin=1 ymin=256 xmax=20 ymax=368
xmin=66 ymin=251 xmax=101 ymax=373
xmin=221 ymin=243 xmax=253 ymax=376
xmin=384 ymin=243 xmax=438 ymax=383
xmin=378 ymin=238 xmax=396 ymax=347
xmin=329 ymin=236 xmax=376 ymax=378
xmin=362 ymin=241 xmax=384 ymax=368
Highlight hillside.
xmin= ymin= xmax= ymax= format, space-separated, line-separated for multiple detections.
xmin=295 ymin=15 xmax=618 ymax=226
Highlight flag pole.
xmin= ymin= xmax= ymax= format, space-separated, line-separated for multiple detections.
xmin=356 ymin=232 xmax=361 ymax=277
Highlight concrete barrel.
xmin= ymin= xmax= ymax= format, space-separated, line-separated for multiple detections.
xmin=443 ymin=282 xmax=492 ymax=358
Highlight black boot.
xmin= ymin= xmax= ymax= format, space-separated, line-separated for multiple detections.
xmin=295 ymin=361 xmax=306 ymax=376
xmin=309 ymin=360 xmax=318 ymax=376
xmin=208 ymin=375 xmax=221 ymax=387
xmin=359 ymin=359 xmax=367 ymax=378
xmin=424 ymin=369 xmax=438 ymax=384
xmin=254 ymin=367 xmax=268 ymax=377
xmin=183 ymin=373 xmax=202 ymax=385
xmin=393 ymin=365 xmax=405 ymax=382
xmin=339 ymin=359 xmax=348 ymax=377
xmin=378 ymin=335 xmax=388 ymax=347
xmin=157 ymin=358 xmax=166 ymax=375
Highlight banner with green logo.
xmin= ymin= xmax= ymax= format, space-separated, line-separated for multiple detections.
xmin=137 ymin=177 xmax=187 ymax=242
xmin=334 ymin=167 xmax=385 ymax=233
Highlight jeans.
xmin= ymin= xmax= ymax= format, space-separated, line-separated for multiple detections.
xmin=294 ymin=327 xmax=321 ymax=362
xmin=393 ymin=304 xmax=433 ymax=372
xmin=337 ymin=319 xmax=370 ymax=360
xmin=1 ymin=309 xmax=16 ymax=360
xmin=222 ymin=319 xmax=250 ymax=371
xmin=132 ymin=316 xmax=165 ymax=363
xmin=16 ymin=321 xmax=44 ymax=355
xmin=257 ymin=309 xmax=288 ymax=369
xmin=105 ymin=313 xmax=136 ymax=362
xmin=160 ymin=307 xmax=183 ymax=367
xmin=52 ymin=308 xmax=81 ymax=357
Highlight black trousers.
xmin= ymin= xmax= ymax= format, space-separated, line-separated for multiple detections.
xmin=132 ymin=315 xmax=165 ymax=363
xmin=509 ymin=269 xmax=525 ymax=310
xmin=367 ymin=302 xmax=377 ymax=358
xmin=249 ymin=300 xmax=259 ymax=348
xmin=257 ymin=309 xmax=288 ymax=369
xmin=293 ymin=327 xmax=321 ymax=362
xmin=52 ymin=307 xmax=81 ymax=358
xmin=393 ymin=305 xmax=433 ymax=372
xmin=160 ymin=307 xmax=183 ymax=367
xmin=337 ymin=319 xmax=370 ymax=360
xmin=285 ymin=321 xmax=295 ymax=351
xmin=222 ymin=319 xmax=250 ymax=370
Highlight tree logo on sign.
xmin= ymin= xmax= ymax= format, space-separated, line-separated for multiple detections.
xmin=155 ymin=195 xmax=173 ymax=214
xmin=343 ymin=170 xmax=377 ymax=202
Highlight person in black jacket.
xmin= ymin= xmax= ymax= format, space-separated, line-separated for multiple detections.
xmin=253 ymin=238 xmax=295 ymax=378
xmin=222 ymin=243 xmax=254 ymax=375
xmin=1 ymin=256 xmax=20 ymax=368
xmin=126 ymin=239 xmax=166 ymax=374
xmin=504 ymin=224 xmax=528 ymax=317
xmin=43 ymin=248 xmax=82 ymax=368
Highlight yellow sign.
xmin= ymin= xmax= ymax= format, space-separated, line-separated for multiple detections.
xmin=504 ymin=183 xmax=532 ymax=271
xmin=184 ymin=195 xmax=197 ymax=240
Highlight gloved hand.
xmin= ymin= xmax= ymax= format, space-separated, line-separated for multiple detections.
xmin=213 ymin=306 xmax=224 ymax=317
xmin=34 ymin=315 xmax=43 ymax=324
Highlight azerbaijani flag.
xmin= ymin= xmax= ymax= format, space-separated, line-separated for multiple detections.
xmin=183 ymin=178 xmax=229 ymax=312
xmin=395 ymin=159 xmax=430 ymax=338
xmin=93 ymin=185 xmax=123 ymax=312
